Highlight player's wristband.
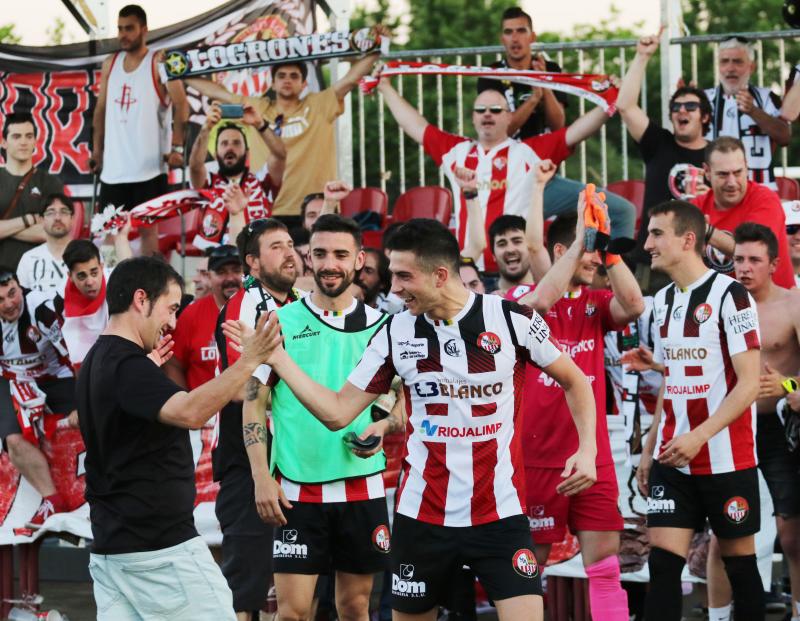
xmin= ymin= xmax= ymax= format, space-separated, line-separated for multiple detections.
xmin=257 ymin=119 xmax=270 ymax=133
xmin=782 ymin=377 xmax=799 ymax=394
xmin=604 ymin=252 xmax=622 ymax=267
xmin=462 ymin=190 xmax=478 ymax=200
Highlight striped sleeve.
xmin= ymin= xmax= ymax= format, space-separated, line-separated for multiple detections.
xmin=720 ymin=282 xmax=761 ymax=356
xmin=347 ymin=321 xmax=396 ymax=394
xmin=503 ymin=301 xmax=560 ymax=368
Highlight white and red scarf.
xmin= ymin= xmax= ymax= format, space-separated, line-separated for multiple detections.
xmin=62 ymin=276 xmax=108 ymax=369
xmin=361 ymin=60 xmax=618 ymax=114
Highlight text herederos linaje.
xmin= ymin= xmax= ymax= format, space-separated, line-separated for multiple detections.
xmin=159 ymin=28 xmax=390 ymax=81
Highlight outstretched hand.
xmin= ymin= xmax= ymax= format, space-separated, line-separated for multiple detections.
xmin=148 ymin=334 xmax=174 ymax=366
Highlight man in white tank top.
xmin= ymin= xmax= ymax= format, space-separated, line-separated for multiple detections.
xmin=91 ymin=4 xmax=188 ymax=257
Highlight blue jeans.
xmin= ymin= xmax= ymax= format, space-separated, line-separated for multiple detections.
xmin=543 ymin=175 xmax=636 ymax=239
xmin=89 ymin=536 xmax=237 ymax=621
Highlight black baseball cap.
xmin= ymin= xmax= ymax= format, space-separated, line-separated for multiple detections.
xmin=207 ymin=245 xmax=241 ymax=272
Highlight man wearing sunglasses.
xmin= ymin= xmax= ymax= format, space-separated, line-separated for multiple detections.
xmin=785 ymin=202 xmax=800 ymax=288
xmin=617 ymin=34 xmax=712 ymax=292
xmin=190 ymin=103 xmax=286 ymax=251
xmin=703 ymin=36 xmax=790 ymax=191
xmin=377 ymin=76 xmax=613 ymax=272
xmin=211 ymin=218 xmax=303 ymax=621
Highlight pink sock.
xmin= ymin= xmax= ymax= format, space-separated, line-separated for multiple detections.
xmin=585 ymin=555 xmax=629 ymax=621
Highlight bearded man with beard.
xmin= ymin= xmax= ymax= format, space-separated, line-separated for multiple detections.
xmin=241 ymin=214 xmax=393 ymax=621
xmin=190 ymin=102 xmax=286 ymax=251
xmin=488 ymin=215 xmax=534 ymax=296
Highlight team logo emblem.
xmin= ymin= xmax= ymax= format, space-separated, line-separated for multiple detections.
xmin=202 ymin=212 xmax=223 ymax=238
xmin=444 ymin=339 xmax=462 ymax=357
xmin=693 ymin=303 xmax=713 ymax=324
xmin=477 ymin=331 xmax=501 ymax=354
xmin=493 ymin=156 xmax=507 ymax=171
xmin=724 ymin=496 xmax=750 ymax=523
xmin=372 ymin=525 xmax=391 ymax=553
xmin=704 ymin=230 xmax=734 ymax=274
xmin=400 ymin=564 xmax=415 ymax=579
xmin=282 ymin=529 xmax=298 ymax=543
xmin=26 ymin=326 xmax=41 ymax=343
xmin=350 ymin=28 xmax=381 ymax=53
xmin=531 ymin=504 xmax=545 ymax=517
xmin=672 ymin=305 xmax=683 ymax=320
xmin=585 ymin=302 xmax=596 ymax=317
xmin=164 ymin=50 xmax=189 ymax=78
xmin=651 ymin=485 xmax=665 ymax=499
xmin=512 ymin=549 xmax=539 ymax=578
xmin=668 ymin=163 xmax=705 ymax=199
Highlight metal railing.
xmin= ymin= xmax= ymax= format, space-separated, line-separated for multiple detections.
xmin=351 ymin=30 xmax=800 ymax=201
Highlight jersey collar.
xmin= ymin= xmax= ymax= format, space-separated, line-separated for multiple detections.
xmin=425 ymin=291 xmax=476 ymax=327
xmin=677 ymin=268 xmax=716 ymax=294
xmin=304 ymin=295 xmax=358 ymax=318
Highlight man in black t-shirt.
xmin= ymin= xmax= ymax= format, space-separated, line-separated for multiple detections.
xmin=616 ymin=34 xmax=711 ymax=288
xmin=77 ymin=256 xmax=280 ymax=621
xmin=476 ymin=7 xmax=635 ymax=242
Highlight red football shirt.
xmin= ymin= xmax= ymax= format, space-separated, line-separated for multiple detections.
xmin=692 ymin=183 xmax=794 ymax=289
xmin=507 ymin=285 xmax=623 ymax=468
xmin=172 ymin=294 xmax=221 ymax=390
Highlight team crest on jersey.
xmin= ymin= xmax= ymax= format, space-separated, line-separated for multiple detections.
xmin=693 ymin=303 xmax=713 ymax=324
xmin=512 ymin=549 xmax=539 ymax=578
xmin=26 ymin=326 xmax=41 ymax=343
xmin=493 ymin=156 xmax=507 ymax=171
xmin=585 ymin=302 xmax=596 ymax=317
xmin=724 ymin=496 xmax=750 ymax=524
xmin=202 ymin=211 xmax=224 ymax=237
xmin=443 ymin=339 xmax=463 ymax=357
xmin=372 ymin=524 xmax=391 ymax=553
xmin=672 ymin=305 xmax=683 ymax=320
xmin=477 ymin=331 xmax=501 ymax=354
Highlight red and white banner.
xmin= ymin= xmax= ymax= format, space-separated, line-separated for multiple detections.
xmin=361 ymin=61 xmax=619 ymax=114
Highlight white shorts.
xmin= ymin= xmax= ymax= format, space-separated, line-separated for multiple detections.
xmin=89 ymin=536 xmax=236 ymax=620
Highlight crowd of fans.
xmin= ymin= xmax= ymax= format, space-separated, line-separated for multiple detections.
xmin=4 ymin=3 xmax=800 ymax=621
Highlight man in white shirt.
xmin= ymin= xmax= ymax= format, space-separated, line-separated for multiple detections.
xmin=17 ymin=193 xmax=75 ymax=295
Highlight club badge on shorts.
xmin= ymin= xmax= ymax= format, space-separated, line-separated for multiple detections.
xmin=512 ymin=548 xmax=539 ymax=578
xmin=724 ymin=496 xmax=750 ymax=524
xmin=372 ymin=524 xmax=391 ymax=553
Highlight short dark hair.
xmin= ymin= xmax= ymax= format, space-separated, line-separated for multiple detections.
xmin=119 ymin=4 xmax=147 ymax=25
xmin=488 ymin=215 xmax=526 ymax=252
xmin=215 ymin=123 xmax=248 ymax=151
xmin=289 ymin=226 xmax=310 ymax=247
xmin=270 ymin=62 xmax=308 ymax=82
xmin=107 ymin=256 xmax=183 ymax=316
xmin=669 ymin=87 xmax=713 ymax=134
xmin=705 ymin=136 xmax=746 ymax=165
xmin=42 ymin=193 xmax=75 ymax=215
xmin=64 ymin=239 xmax=101 ymax=271
xmin=734 ymin=222 xmax=779 ymax=261
xmin=385 ymin=219 xmax=460 ymax=274
xmin=648 ymin=200 xmax=706 ymax=255
xmin=546 ymin=215 xmax=578 ymax=258
xmin=3 ymin=112 xmax=36 ymax=139
xmin=364 ymin=247 xmax=391 ymax=294
xmin=311 ymin=213 xmax=362 ymax=249
xmin=0 ymin=266 xmax=18 ymax=286
xmin=381 ymin=221 xmax=405 ymax=253
xmin=501 ymin=7 xmax=533 ymax=29
xmin=300 ymin=192 xmax=324 ymax=220
xmin=235 ymin=218 xmax=288 ymax=265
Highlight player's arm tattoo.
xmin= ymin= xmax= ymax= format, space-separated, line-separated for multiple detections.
xmin=245 ymin=376 xmax=260 ymax=401
xmin=243 ymin=422 xmax=268 ymax=448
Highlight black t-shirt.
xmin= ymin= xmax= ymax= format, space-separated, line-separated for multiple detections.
xmin=477 ymin=58 xmax=568 ymax=139
xmin=634 ymin=120 xmax=707 ymax=263
xmin=77 ymin=335 xmax=194 ymax=554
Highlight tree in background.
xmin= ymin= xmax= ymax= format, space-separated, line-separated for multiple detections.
xmin=0 ymin=25 xmax=21 ymax=44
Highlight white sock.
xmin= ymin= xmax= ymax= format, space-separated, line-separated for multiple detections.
xmin=708 ymin=604 xmax=731 ymax=621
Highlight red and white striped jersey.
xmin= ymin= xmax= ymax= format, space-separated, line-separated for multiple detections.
xmin=652 ymin=270 xmax=760 ymax=475
xmin=193 ymin=168 xmax=278 ymax=250
xmin=0 ymin=289 xmax=73 ymax=382
xmin=348 ymin=292 xmax=562 ymax=527
xmin=423 ymin=125 xmax=571 ymax=271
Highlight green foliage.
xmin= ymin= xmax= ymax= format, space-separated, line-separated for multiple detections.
xmin=46 ymin=18 xmax=69 ymax=46
xmin=0 ymin=24 xmax=20 ymax=44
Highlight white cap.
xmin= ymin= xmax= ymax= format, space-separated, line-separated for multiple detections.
xmin=783 ymin=200 xmax=800 ymax=226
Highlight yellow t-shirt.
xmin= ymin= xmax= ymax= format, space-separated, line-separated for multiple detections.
xmin=235 ymin=88 xmax=343 ymax=216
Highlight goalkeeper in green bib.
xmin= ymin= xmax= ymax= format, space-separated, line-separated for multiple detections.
xmin=242 ymin=214 xmax=402 ymax=621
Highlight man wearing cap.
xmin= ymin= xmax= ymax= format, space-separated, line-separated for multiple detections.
xmin=703 ymin=36 xmax=790 ymax=191
xmin=164 ymin=245 xmax=243 ymax=392
xmin=784 ymin=201 xmax=800 ymax=288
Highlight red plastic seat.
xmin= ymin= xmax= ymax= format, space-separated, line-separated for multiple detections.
xmin=776 ymin=176 xmax=800 ymax=201
xmin=158 ymin=208 xmax=203 ymax=256
xmin=392 ymin=186 xmax=452 ymax=226
xmin=339 ymin=187 xmax=389 ymax=228
xmin=605 ymin=179 xmax=646 ymax=230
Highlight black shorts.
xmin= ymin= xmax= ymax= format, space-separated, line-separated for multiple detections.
xmin=99 ymin=174 xmax=168 ymax=211
xmin=272 ymin=497 xmax=390 ymax=575
xmin=646 ymin=461 xmax=760 ymax=539
xmin=0 ymin=377 xmax=76 ymax=442
xmin=215 ymin=467 xmax=273 ymax=611
xmin=757 ymin=412 xmax=800 ymax=518
xmin=390 ymin=514 xmax=542 ymax=615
